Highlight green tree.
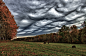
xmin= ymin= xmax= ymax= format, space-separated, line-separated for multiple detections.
xmin=58 ymin=25 xmax=70 ymax=43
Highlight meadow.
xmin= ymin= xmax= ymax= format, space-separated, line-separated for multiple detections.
xmin=0 ymin=40 xmax=86 ymax=56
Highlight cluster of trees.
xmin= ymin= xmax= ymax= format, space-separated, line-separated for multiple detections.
xmin=20 ymin=21 xmax=86 ymax=44
xmin=0 ymin=0 xmax=19 ymax=40
xmin=37 ymin=21 xmax=86 ymax=44
xmin=14 ymin=21 xmax=86 ymax=44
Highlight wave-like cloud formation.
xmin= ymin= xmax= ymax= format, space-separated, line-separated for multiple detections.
xmin=3 ymin=0 xmax=86 ymax=36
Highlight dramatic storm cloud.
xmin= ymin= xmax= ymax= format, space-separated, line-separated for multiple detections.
xmin=3 ymin=0 xmax=86 ymax=37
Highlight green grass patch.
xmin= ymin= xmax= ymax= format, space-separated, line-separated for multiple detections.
xmin=0 ymin=41 xmax=86 ymax=56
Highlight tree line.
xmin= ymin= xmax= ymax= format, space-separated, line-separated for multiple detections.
xmin=34 ymin=21 xmax=86 ymax=44
xmin=14 ymin=21 xmax=86 ymax=44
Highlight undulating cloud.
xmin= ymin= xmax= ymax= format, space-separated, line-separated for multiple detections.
xmin=3 ymin=0 xmax=86 ymax=37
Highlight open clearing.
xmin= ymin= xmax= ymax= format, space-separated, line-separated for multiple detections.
xmin=0 ymin=41 xmax=86 ymax=56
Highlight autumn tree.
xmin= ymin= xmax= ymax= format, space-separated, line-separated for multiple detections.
xmin=0 ymin=0 xmax=19 ymax=40
xmin=80 ymin=27 xmax=86 ymax=44
xmin=70 ymin=25 xmax=79 ymax=43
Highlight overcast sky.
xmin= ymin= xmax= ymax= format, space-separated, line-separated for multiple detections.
xmin=3 ymin=0 xmax=86 ymax=37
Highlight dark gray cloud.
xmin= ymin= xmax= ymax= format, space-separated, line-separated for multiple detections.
xmin=3 ymin=0 xmax=86 ymax=37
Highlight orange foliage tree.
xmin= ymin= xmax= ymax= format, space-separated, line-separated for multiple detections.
xmin=0 ymin=0 xmax=19 ymax=40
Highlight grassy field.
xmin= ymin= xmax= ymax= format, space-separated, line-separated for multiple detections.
xmin=0 ymin=41 xmax=86 ymax=56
